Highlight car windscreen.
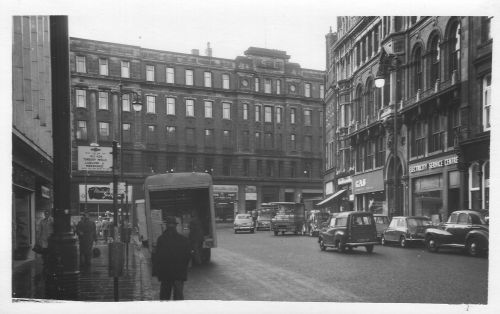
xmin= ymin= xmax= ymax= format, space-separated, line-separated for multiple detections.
xmin=236 ymin=215 xmax=251 ymax=220
xmin=335 ymin=217 xmax=347 ymax=227
xmin=374 ymin=216 xmax=389 ymax=224
xmin=352 ymin=215 xmax=373 ymax=225
xmin=407 ymin=218 xmax=431 ymax=227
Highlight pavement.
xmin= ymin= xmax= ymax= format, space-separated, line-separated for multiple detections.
xmin=12 ymin=234 xmax=160 ymax=301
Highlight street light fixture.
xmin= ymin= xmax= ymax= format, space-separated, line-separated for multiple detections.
xmin=375 ymin=48 xmax=401 ymax=218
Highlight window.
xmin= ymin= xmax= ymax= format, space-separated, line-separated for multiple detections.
xmin=243 ymin=159 xmax=250 ymax=176
xmin=305 ymin=83 xmax=311 ymax=97
xmin=76 ymin=89 xmax=86 ymax=108
xmin=483 ymin=74 xmax=491 ymax=131
xmin=411 ymin=121 xmax=425 ymax=157
xmin=290 ymin=134 xmax=296 ymax=151
xmin=146 ymin=65 xmax=155 ymax=81
xmin=121 ymin=61 xmax=130 ymax=78
xmin=76 ymin=56 xmax=86 ymax=73
xmin=122 ymin=123 xmax=131 ymax=142
xmin=255 ymin=132 xmax=261 ymax=149
xmin=204 ymin=129 xmax=214 ymax=146
xmin=429 ymin=36 xmax=441 ymax=86
xmin=166 ymin=157 xmax=177 ymax=172
xmin=255 ymin=77 xmax=260 ymax=92
xmin=413 ymin=47 xmax=423 ymax=95
xmin=304 ymin=109 xmax=312 ymax=126
xmin=375 ymin=136 xmax=385 ymax=167
xmin=367 ymin=32 xmax=373 ymax=57
xmin=204 ymin=158 xmax=213 ymax=174
xmin=204 ymin=101 xmax=213 ymax=118
xmin=147 ymin=125 xmax=156 ymax=144
xmin=304 ymin=136 xmax=312 ymax=151
xmin=482 ymin=16 xmax=492 ymax=42
xmin=222 ymin=74 xmax=230 ymax=89
xmin=366 ymin=80 xmax=374 ymax=119
xmin=98 ymin=122 xmax=110 ymax=140
xmin=278 ymin=161 xmax=284 ymax=177
xmin=186 ymin=128 xmax=195 ymax=145
xmin=374 ymin=26 xmax=379 ymax=53
xmin=449 ymin=22 xmax=461 ymax=76
xmin=264 ymin=133 xmax=273 ymax=149
xmin=265 ymin=79 xmax=271 ymax=93
xmin=76 ymin=121 xmax=87 ymax=140
xmin=290 ymin=161 xmax=297 ymax=178
xmin=365 ymin=140 xmax=374 ymax=170
xmin=264 ymin=106 xmax=272 ymax=122
xmin=429 ymin=114 xmax=444 ymax=152
xmin=255 ymin=105 xmax=261 ymax=122
xmin=122 ymin=94 xmax=130 ymax=112
xmin=266 ymin=160 xmax=274 ymax=177
xmin=146 ymin=95 xmax=156 ymax=113
xmin=99 ymin=58 xmax=108 ymax=76
xmin=355 ymin=86 xmax=363 ymax=123
xmin=320 ymin=85 xmax=325 ymax=99
xmin=185 ymin=156 xmax=196 ymax=172
xmin=243 ymin=104 xmax=249 ymax=120
xmin=277 ymin=134 xmax=283 ymax=151
xmin=257 ymin=160 xmax=263 ymax=177
xmin=185 ymin=69 xmax=194 ymax=86
xmin=222 ymin=102 xmax=231 ymax=120
xmin=276 ymin=80 xmax=281 ymax=94
xmin=166 ymin=97 xmax=176 ymax=115
xmin=204 ymin=72 xmax=212 ymax=87
xmin=166 ymin=126 xmax=176 ymax=144
xmin=166 ymin=67 xmax=175 ymax=83
xmin=242 ymin=130 xmax=250 ymax=150
xmin=276 ymin=107 xmax=282 ymax=124
xmin=223 ymin=159 xmax=232 ymax=176
xmin=291 ymin=108 xmax=296 ymax=124
xmin=356 ymin=146 xmax=364 ymax=172
xmin=186 ymin=99 xmax=194 ymax=117
xmin=448 ymin=107 xmax=460 ymax=147
xmin=223 ymin=130 xmax=231 ymax=147
xmin=98 ymin=91 xmax=108 ymax=110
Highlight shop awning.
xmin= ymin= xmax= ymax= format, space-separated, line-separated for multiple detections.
xmin=316 ymin=189 xmax=346 ymax=206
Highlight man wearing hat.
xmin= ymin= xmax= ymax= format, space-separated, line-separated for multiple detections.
xmin=153 ymin=216 xmax=192 ymax=300
xmin=76 ymin=211 xmax=97 ymax=268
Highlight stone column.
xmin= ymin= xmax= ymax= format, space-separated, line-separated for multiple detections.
xmin=88 ymin=87 xmax=98 ymax=143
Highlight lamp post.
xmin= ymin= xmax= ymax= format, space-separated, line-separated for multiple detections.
xmin=375 ymin=49 xmax=400 ymax=218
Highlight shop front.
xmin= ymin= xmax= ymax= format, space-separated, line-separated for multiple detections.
xmin=213 ymin=185 xmax=238 ymax=221
xmin=409 ymin=154 xmax=460 ymax=223
xmin=352 ymin=170 xmax=386 ymax=215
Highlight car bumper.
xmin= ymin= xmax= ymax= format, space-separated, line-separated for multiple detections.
xmin=234 ymin=226 xmax=254 ymax=231
xmin=345 ymin=241 xmax=379 ymax=246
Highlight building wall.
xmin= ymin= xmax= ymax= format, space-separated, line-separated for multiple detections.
xmin=69 ymin=39 xmax=325 ymax=218
xmin=12 ymin=16 xmax=54 ymax=261
xmin=325 ymin=16 xmax=491 ymax=219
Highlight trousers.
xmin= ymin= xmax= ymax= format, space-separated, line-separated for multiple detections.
xmin=160 ymin=280 xmax=184 ymax=300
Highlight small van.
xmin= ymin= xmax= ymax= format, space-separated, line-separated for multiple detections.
xmin=318 ymin=211 xmax=378 ymax=253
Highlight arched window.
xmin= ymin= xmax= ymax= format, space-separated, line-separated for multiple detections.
xmin=355 ymin=86 xmax=363 ymax=124
xmin=412 ymin=47 xmax=423 ymax=95
xmin=449 ymin=22 xmax=461 ymax=77
xmin=365 ymin=80 xmax=374 ymax=119
xmin=429 ymin=36 xmax=441 ymax=87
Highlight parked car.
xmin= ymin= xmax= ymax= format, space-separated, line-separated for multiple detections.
xmin=381 ymin=216 xmax=431 ymax=248
xmin=318 ymin=211 xmax=378 ymax=253
xmin=303 ymin=210 xmax=330 ymax=236
xmin=234 ymin=214 xmax=255 ymax=233
xmin=256 ymin=214 xmax=272 ymax=231
xmin=373 ymin=214 xmax=390 ymax=240
xmin=425 ymin=210 xmax=488 ymax=257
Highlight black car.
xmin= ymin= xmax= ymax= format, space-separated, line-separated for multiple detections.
xmin=424 ymin=210 xmax=488 ymax=257
xmin=381 ymin=216 xmax=431 ymax=248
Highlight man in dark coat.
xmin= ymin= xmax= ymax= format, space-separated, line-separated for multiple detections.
xmin=153 ymin=216 xmax=192 ymax=300
xmin=76 ymin=212 xmax=97 ymax=268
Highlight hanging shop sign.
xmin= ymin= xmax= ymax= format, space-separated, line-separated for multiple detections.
xmin=409 ymin=155 xmax=458 ymax=174
xmin=352 ymin=169 xmax=384 ymax=194
xmin=78 ymin=146 xmax=112 ymax=171
xmin=337 ymin=176 xmax=352 ymax=186
xmin=41 ymin=185 xmax=51 ymax=199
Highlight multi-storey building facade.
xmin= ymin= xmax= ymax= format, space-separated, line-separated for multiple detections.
xmin=70 ymin=38 xmax=325 ymax=219
xmin=324 ymin=16 xmax=491 ymax=221
xmin=12 ymin=16 xmax=54 ymax=261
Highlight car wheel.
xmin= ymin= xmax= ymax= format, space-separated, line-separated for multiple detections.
xmin=337 ymin=241 xmax=345 ymax=253
xmin=274 ymin=230 xmax=278 ymax=236
xmin=319 ymin=239 xmax=326 ymax=251
xmin=381 ymin=235 xmax=387 ymax=246
xmin=467 ymin=238 xmax=481 ymax=257
xmin=400 ymin=236 xmax=407 ymax=248
xmin=426 ymin=237 xmax=439 ymax=253
xmin=365 ymin=245 xmax=374 ymax=253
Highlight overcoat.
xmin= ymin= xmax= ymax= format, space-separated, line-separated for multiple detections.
xmin=153 ymin=230 xmax=192 ymax=281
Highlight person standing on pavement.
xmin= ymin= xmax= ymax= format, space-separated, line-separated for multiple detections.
xmin=153 ymin=216 xmax=191 ymax=300
xmin=36 ymin=210 xmax=54 ymax=267
xmin=76 ymin=211 xmax=97 ymax=268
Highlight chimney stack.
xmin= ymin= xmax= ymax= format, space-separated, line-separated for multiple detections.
xmin=205 ymin=42 xmax=212 ymax=57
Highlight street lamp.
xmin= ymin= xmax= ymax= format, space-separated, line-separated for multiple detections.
xmin=375 ymin=48 xmax=401 ymax=218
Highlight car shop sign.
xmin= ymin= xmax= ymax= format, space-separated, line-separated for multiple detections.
xmin=78 ymin=146 xmax=112 ymax=171
xmin=409 ymin=155 xmax=458 ymax=174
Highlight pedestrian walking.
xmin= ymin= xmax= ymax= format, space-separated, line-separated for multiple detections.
xmin=36 ymin=210 xmax=54 ymax=267
xmin=76 ymin=211 xmax=97 ymax=268
xmin=153 ymin=216 xmax=191 ymax=300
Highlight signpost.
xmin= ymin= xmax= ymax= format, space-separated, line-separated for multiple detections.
xmin=78 ymin=146 xmax=113 ymax=171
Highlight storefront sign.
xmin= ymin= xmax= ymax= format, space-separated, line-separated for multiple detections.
xmin=352 ymin=170 xmax=384 ymax=194
xmin=78 ymin=146 xmax=112 ymax=171
xmin=41 ymin=185 xmax=50 ymax=199
xmin=409 ymin=155 xmax=458 ymax=174
xmin=245 ymin=193 xmax=257 ymax=200
xmin=213 ymin=185 xmax=238 ymax=193
xmin=79 ymin=184 xmax=133 ymax=203
xmin=337 ymin=176 xmax=352 ymax=186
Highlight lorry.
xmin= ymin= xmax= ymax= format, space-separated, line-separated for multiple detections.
xmin=269 ymin=202 xmax=306 ymax=236
xmin=143 ymin=172 xmax=217 ymax=264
